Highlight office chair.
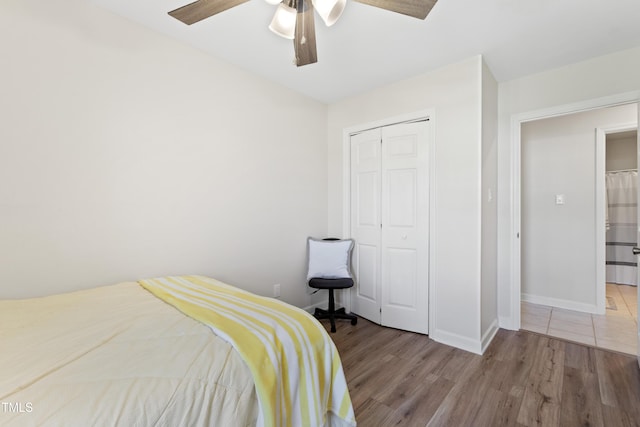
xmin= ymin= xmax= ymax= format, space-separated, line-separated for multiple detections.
xmin=307 ymin=237 xmax=358 ymax=333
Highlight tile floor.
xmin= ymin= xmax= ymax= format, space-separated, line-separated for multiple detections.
xmin=521 ymin=283 xmax=638 ymax=355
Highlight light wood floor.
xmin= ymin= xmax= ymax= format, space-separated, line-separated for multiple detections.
xmin=322 ymin=317 xmax=640 ymax=427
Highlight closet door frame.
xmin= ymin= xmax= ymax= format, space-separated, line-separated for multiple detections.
xmin=341 ymin=109 xmax=436 ymax=331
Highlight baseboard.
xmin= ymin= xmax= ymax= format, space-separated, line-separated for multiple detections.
xmin=302 ymin=301 xmax=343 ymax=314
xmin=429 ymin=328 xmax=483 ymax=355
xmin=430 ymin=320 xmax=498 ymax=355
xmin=481 ymin=319 xmax=499 ymax=354
xmin=522 ymin=293 xmax=598 ymax=314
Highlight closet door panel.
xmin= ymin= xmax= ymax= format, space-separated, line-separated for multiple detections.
xmin=385 ymin=247 xmax=417 ymax=307
xmin=355 ymin=243 xmax=378 ymax=302
xmin=380 ymin=121 xmax=429 ymax=334
xmin=355 ymin=172 xmax=379 ymax=227
xmin=387 ymin=169 xmax=417 ymax=227
xmin=350 ymin=128 xmax=382 ymax=324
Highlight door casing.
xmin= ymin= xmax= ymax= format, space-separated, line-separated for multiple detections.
xmin=508 ymin=92 xmax=640 ymax=331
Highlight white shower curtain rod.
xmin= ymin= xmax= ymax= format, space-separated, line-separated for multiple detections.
xmin=607 ymin=168 xmax=638 ymax=173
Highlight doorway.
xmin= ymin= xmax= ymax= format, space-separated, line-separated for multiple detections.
xmin=518 ymin=103 xmax=638 ymax=354
xmin=604 ymin=129 xmax=638 ymax=288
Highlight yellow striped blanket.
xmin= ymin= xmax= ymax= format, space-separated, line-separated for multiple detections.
xmin=139 ymin=276 xmax=356 ymax=427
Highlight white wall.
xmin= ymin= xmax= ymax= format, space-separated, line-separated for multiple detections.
xmin=521 ymin=105 xmax=637 ymax=311
xmin=0 ymin=0 xmax=328 ymax=307
xmin=328 ymin=56 xmax=486 ymax=353
xmin=497 ymin=46 xmax=640 ymax=327
xmin=481 ymin=60 xmax=499 ymax=347
xmin=606 ymin=133 xmax=637 ymax=171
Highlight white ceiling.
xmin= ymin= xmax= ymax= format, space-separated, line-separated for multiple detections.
xmin=92 ymin=0 xmax=640 ymax=103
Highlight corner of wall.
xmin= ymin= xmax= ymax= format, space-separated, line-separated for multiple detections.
xmin=481 ymin=319 xmax=499 ymax=353
xmin=430 ymin=327 xmax=484 ymax=355
xmin=480 ymin=54 xmax=500 ymax=349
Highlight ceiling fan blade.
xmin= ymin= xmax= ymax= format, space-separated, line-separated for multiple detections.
xmin=353 ymin=0 xmax=437 ymax=19
xmin=169 ymin=0 xmax=249 ymax=25
xmin=294 ymin=0 xmax=318 ymax=67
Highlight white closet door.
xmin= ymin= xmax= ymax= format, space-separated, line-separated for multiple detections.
xmin=350 ymin=128 xmax=383 ymax=324
xmin=349 ymin=120 xmax=430 ymax=334
xmin=380 ymin=121 xmax=429 ymax=334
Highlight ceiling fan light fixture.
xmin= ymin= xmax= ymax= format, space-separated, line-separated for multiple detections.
xmin=312 ymin=0 xmax=346 ymax=27
xmin=168 ymin=0 xmax=438 ymax=67
xmin=269 ymin=3 xmax=297 ymax=40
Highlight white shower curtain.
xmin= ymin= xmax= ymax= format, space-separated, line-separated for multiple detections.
xmin=606 ymin=170 xmax=638 ymax=286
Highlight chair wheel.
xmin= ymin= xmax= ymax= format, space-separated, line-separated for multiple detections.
xmin=351 ymin=318 xmax=357 ymax=325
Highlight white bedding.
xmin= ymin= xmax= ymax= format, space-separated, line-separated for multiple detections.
xmin=0 ymin=282 xmax=259 ymax=426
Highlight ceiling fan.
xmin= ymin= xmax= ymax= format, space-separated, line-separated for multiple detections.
xmin=168 ymin=0 xmax=438 ymax=66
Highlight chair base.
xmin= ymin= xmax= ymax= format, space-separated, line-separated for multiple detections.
xmin=314 ymin=306 xmax=358 ymax=333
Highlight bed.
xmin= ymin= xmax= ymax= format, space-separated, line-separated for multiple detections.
xmin=0 ymin=275 xmax=356 ymax=427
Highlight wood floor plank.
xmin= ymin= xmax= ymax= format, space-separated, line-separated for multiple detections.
xmin=346 ymin=352 xmax=416 ymax=409
xmin=426 ymin=355 xmax=496 ymax=425
xmin=470 ymin=388 xmax=509 ymax=427
xmin=516 ymin=337 xmax=565 ymax=427
xmin=594 ymin=348 xmax=640 ymax=421
xmin=491 ymin=387 xmax=526 ymax=427
xmin=353 ymin=398 xmax=398 ymax=426
xmin=400 ymin=340 xmax=458 ymax=381
xmin=564 ymin=341 xmax=597 ymax=372
xmin=321 ymin=317 xmax=640 ymax=427
xmin=391 ymin=375 xmax=454 ymax=425
xmin=560 ymin=367 xmax=604 ymax=427
xmin=488 ymin=330 xmax=539 ymax=391
xmin=600 ymin=404 xmax=640 ymax=427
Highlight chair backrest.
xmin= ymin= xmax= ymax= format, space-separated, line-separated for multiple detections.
xmin=306 ymin=237 xmax=354 ymax=280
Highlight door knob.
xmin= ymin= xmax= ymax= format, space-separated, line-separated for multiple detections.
xmin=633 ymin=247 xmax=640 ymax=255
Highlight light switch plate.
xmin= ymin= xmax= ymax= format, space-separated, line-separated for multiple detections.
xmin=555 ymin=194 xmax=565 ymax=205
